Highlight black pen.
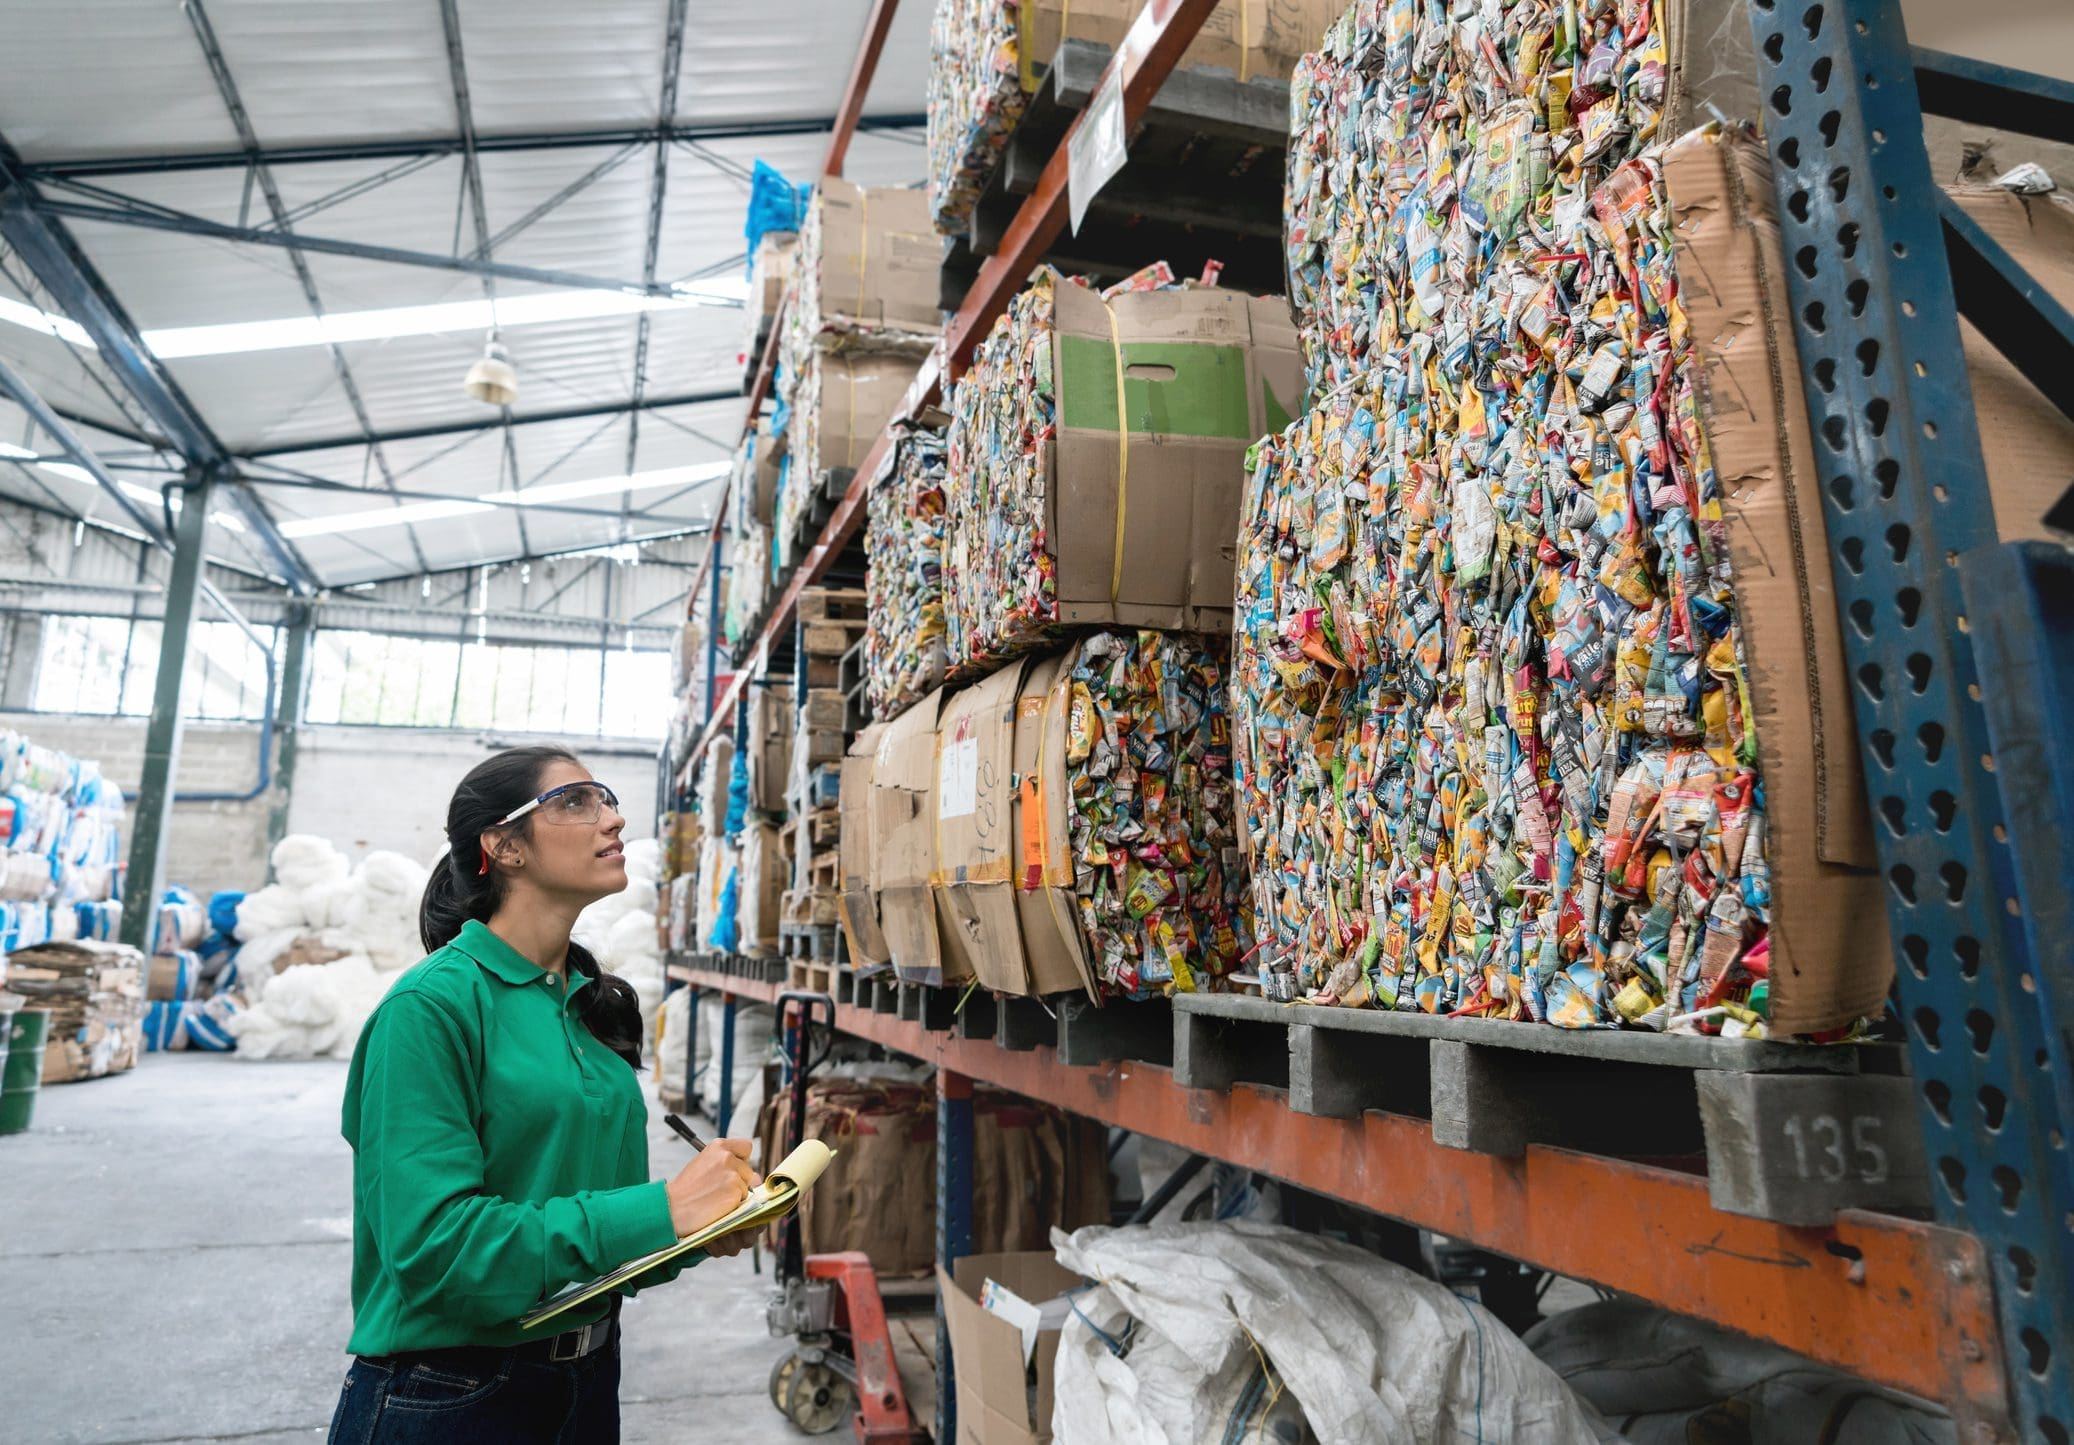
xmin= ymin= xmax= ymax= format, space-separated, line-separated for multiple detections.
xmin=664 ymin=1113 xmax=708 ymax=1151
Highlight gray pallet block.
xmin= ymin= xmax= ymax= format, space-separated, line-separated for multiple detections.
xmin=1050 ymin=39 xmax=1288 ymax=144
xmin=870 ymin=977 xmax=899 ymax=1015
xmin=1430 ymin=1040 xmax=1702 ymax=1159
xmin=1172 ymin=992 xmax=1879 ymax=1075
xmin=895 ymin=983 xmax=924 ymax=1024
xmin=996 ymin=996 xmax=1056 ymax=1052
xmin=917 ymin=986 xmax=957 ymax=1033
xmin=1173 ymin=1006 xmax=1287 ymax=1092
xmin=1697 ymin=1072 xmax=1931 ymax=1226
xmin=1290 ymin=1024 xmax=1423 ymax=1120
xmin=1057 ymin=994 xmax=1172 ymax=1068
xmin=834 ymin=970 xmax=858 ymax=1007
xmin=957 ymin=991 xmax=999 ymax=1041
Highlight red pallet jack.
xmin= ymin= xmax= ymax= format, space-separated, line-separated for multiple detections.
xmin=762 ymin=989 xmax=928 ymax=1442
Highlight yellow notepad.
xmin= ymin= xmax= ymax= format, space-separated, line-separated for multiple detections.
xmin=520 ymin=1139 xmax=836 ymax=1331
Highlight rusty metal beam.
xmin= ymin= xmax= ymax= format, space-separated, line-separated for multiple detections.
xmin=825 ymin=0 xmax=903 ymax=179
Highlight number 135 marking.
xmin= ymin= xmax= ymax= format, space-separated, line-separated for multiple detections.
xmin=1782 ymin=1114 xmax=1890 ymax=1184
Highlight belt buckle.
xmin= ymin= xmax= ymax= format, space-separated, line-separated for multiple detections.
xmin=549 ymin=1321 xmax=593 ymax=1363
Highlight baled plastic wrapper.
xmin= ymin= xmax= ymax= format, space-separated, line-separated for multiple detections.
xmin=1051 ymin=1220 xmax=1605 ymax=1445
xmin=865 ymin=426 xmax=949 ymax=721
xmin=1240 ymin=0 xmax=1847 ymax=1033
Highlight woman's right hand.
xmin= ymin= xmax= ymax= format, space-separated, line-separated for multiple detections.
xmin=665 ymin=1139 xmax=758 ymax=1237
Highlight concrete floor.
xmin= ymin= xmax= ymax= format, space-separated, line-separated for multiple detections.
xmin=0 ymin=1054 xmax=872 ymax=1444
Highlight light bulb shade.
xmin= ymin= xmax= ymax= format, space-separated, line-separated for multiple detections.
xmin=464 ymin=341 xmax=518 ymax=406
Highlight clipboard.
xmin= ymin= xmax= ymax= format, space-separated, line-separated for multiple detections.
xmin=520 ymin=1139 xmax=836 ymax=1331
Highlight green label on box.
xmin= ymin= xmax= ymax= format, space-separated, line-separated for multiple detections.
xmin=1058 ymin=337 xmax=1254 ymax=439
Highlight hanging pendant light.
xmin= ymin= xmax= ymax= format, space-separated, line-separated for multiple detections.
xmin=464 ymin=334 xmax=518 ymax=406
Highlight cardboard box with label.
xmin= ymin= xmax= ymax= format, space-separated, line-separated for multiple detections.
xmin=939 ymin=1252 xmax=1084 ymax=1445
xmin=944 ymin=270 xmax=1304 ymax=674
xmin=873 ymin=691 xmax=958 ymax=986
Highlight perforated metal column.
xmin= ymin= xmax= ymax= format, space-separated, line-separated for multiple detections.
xmin=1746 ymin=1 xmax=2074 ymax=1437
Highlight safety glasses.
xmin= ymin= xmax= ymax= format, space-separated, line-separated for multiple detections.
xmin=497 ymin=780 xmax=621 ymax=827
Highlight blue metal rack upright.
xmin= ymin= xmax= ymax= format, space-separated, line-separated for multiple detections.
xmin=1749 ymin=1 xmax=2074 ymax=1437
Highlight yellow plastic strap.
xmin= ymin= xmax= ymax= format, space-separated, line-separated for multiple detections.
xmin=855 ymin=190 xmax=870 ymax=321
xmin=1105 ymin=298 xmax=1128 ymax=605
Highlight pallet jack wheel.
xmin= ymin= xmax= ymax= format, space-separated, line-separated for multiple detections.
xmin=769 ymin=1349 xmax=853 ymax=1435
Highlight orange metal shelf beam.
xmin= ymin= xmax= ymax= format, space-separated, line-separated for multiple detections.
xmin=670 ymin=963 xmax=2003 ymax=1421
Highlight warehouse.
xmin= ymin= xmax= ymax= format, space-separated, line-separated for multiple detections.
xmin=1 ymin=0 xmax=2070 ymax=1441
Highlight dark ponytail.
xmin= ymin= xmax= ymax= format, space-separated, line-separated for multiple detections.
xmin=421 ymin=746 xmax=646 ymax=1070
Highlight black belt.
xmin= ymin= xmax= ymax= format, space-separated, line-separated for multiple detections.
xmin=378 ymin=1299 xmax=619 ymax=1369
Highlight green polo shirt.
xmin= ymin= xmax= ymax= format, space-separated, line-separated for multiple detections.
xmin=341 ymin=919 xmax=681 ymax=1355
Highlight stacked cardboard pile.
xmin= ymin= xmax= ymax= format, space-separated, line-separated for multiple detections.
xmin=942 ymin=264 xmax=1302 ymax=677
xmin=843 ymin=629 xmax=1248 ymax=998
xmin=7 ymin=939 xmax=145 ymax=1082
xmin=774 ymin=179 xmax=936 ymax=573
xmin=0 ymin=731 xmax=127 ymax=950
xmin=742 ymin=229 xmax=797 ymax=360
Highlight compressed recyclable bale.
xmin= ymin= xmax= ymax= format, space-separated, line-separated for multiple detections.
xmin=746 ymin=680 xmax=794 ymax=815
xmin=942 ymin=265 xmax=1302 ymax=674
xmin=864 ymin=425 xmax=949 ymax=722
xmin=737 ymin=822 xmax=786 ymax=957
xmin=783 ymin=177 xmax=940 ymax=356
xmin=1238 ymin=0 xmax=1873 ymax=1036
xmin=777 ymin=351 xmax=925 ymax=571
xmin=873 ymin=691 xmax=954 ymax=987
xmin=925 ymin=0 xmax=1343 ymax=236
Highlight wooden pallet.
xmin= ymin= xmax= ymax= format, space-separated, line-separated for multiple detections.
xmin=808 ymin=850 xmax=840 ymax=894
xmin=802 ymin=618 xmax=867 ymax=658
xmin=781 ymin=921 xmax=844 ymax=962
xmin=782 ymin=888 xmax=841 ymax=929
xmin=1169 ymin=994 xmax=1925 ymax=1227
xmin=799 ymin=688 xmax=850 ymax=733
xmin=805 ymin=807 xmax=841 ymax=847
xmin=798 ymin=585 xmax=869 ymax=623
xmin=786 ymin=958 xmax=838 ymax=996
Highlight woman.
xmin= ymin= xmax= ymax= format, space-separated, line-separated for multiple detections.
xmin=329 ymin=746 xmax=758 ymax=1444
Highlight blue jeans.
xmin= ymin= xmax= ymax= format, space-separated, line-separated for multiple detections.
xmin=327 ymin=1335 xmax=621 ymax=1444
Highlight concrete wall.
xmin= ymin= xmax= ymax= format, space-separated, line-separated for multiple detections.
xmin=0 ymin=712 xmax=660 ymax=899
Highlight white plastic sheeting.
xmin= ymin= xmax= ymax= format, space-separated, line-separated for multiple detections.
xmin=1050 ymin=1221 xmax=1608 ymax=1445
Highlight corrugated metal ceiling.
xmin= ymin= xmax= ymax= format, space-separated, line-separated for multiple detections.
xmin=0 ymin=0 xmax=930 ymax=588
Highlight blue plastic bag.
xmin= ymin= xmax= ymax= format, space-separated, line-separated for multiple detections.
xmin=744 ymin=160 xmax=807 ymax=270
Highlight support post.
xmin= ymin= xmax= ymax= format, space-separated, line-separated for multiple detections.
xmin=120 ymin=469 xmax=213 ymax=952
xmin=265 ymin=603 xmax=315 ymax=852
xmin=716 ymin=993 xmax=738 ymax=1130
xmin=0 ymin=614 xmax=44 ymax=710
xmin=935 ymin=1068 xmax=975 ymax=1445
xmin=682 ymin=985 xmax=700 ymax=1113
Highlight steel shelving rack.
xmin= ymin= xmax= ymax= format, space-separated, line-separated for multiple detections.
xmin=662 ymin=1 xmax=2074 ymax=1438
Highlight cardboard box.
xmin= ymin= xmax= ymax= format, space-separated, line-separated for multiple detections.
xmin=939 ymin=1252 xmax=1083 ymax=1445
xmin=809 ymin=179 xmax=940 ymax=337
xmin=799 ymin=689 xmax=850 ymax=733
xmin=873 ymin=691 xmax=963 ymax=986
xmin=747 ymin=681 xmax=795 ymax=815
xmin=953 ymin=281 xmax=1304 ymax=663
xmin=932 ymin=658 xmax=1094 ymax=998
xmin=744 ymin=419 xmax=785 ymax=529
xmin=1016 ymin=0 xmax=1341 ymax=92
xmin=839 ymin=725 xmax=892 ymax=968
xmin=807 ymin=351 xmax=927 ymax=478
xmin=1663 ymin=130 xmax=2074 ymax=1031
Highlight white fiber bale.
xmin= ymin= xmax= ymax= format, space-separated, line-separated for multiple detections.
xmin=629 ymin=973 xmax=664 ymax=1040
xmin=234 ymin=885 xmax=307 ymax=942
xmin=230 ymin=926 xmax=306 ymax=999
xmin=607 ymin=910 xmax=660 ymax=966
xmin=657 ymin=987 xmax=691 ymax=1098
xmin=260 ymin=963 xmax=340 ymax=1027
xmin=621 ymin=877 xmax=658 ymax=916
xmin=300 ymin=877 xmax=354 ymax=930
xmin=623 ymin=838 xmax=661 ymax=884
xmin=353 ymin=849 xmax=429 ymax=904
xmin=271 ymin=834 xmax=350 ymax=894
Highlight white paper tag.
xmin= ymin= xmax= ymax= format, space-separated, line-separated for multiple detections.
xmin=1068 ymin=64 xmax=1129 ymax=235
xmin=938 ymin=735 xmax=979 ymax=819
